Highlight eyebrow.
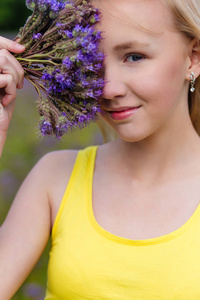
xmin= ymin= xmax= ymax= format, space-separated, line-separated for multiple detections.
xmin=113 ymin=41 xmax=150 ymax=51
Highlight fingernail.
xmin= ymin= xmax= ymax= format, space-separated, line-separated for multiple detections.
xmin=16 ymin=43 xmax=25 ymax=50
xmin=18 ymin=81 xmax=23 ymax=89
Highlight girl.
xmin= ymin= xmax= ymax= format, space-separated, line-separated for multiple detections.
xmin=1 ymin=0 xmax=200 ymax=299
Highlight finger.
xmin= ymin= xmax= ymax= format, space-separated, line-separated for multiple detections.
xmin=0 ymin=102 xmax=9 ymax=133
xmin=0 ymin=51 xmax=24 ymax=88
xmin=0 ymin=100 xmax=15 ymax=133
xmin=3 ymin=98 xmax=16 ymax=122
xmin=0 ymin=74 xmax=17 ymax=106
xmin=0 ymin=36 xmax=25 ymax=53
xmin=2 ymin=90 xmax=17 ymax=107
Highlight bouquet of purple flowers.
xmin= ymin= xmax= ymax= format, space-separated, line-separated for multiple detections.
xmin=14 ymin=0 xmax=104 ymax=138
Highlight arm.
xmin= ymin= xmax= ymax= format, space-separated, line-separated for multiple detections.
xmin=0 ymin=154 xmax=52 ymax=300
xmin=0 ymin=148 xmax=78 ymax=300
xmin=0 ymin=36 xmax=50 ymax=299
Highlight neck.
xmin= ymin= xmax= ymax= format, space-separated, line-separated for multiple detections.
xmin=112 ymin=117 xmax=200 ymax=185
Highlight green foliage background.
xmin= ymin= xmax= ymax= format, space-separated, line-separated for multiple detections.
xmin=0 ymin=0 xmax=30 ymax=32
xmin=0 ymin=0 xmax=103 ymax=296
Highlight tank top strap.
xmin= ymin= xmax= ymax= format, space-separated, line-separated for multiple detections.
xmin=51 ymin=145 xmax=98 ymax=239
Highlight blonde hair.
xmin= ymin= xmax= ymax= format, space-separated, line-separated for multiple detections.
xmin=165 ymin=0 xmax=200 ymax=134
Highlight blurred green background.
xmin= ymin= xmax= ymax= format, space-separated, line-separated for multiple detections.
xmin=0 ymin=1 xmax=103 ymax=299
xmin=0 ymin=0 xmax=30 ymax=32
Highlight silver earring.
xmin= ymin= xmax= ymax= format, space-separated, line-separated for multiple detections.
xmin=190 ymin=72 xmax=196 ymax=93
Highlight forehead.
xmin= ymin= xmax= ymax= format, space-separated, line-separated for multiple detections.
xmin=93 ymin=0 xmax=174 ymax=36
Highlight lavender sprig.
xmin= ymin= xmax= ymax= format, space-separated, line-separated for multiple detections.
xmin=14 ymin=0 xmax=104 ymax=138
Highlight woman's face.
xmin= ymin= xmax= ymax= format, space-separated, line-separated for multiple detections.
xmin=94 ymin=0 xmax=193 ymax=142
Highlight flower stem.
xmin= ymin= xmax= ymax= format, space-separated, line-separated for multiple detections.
xmin=17 ymin=58 xmax=58 ymax=66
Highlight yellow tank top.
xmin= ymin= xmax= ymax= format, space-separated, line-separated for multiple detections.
xmin=45 ymin=146 xmax=200 ymax=299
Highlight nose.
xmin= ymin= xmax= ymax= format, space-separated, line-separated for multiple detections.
xmin=103 ymin=62 xmax=127 ymax=100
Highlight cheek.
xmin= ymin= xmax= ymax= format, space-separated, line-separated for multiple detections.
xmin=129 ymin=58 xmax=186 ymax=107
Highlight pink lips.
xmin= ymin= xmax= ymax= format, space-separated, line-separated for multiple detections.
xmin=109 ymin=106 xmax=141 ymax=121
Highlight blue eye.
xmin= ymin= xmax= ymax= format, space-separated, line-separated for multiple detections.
xmin=125 ymin=54 xmax=144 ymax=62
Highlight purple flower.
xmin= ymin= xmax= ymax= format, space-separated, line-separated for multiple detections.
xmin=50 ymin=0 xmax=65 ymax=12
xmin=63 ymin=30 xmax=73 ymax=39
xmin=15 ymin=0 xmax=105 ymax=138
xmin=75 ymin=50 xmax=84 ymax=63
xmin=55 ymin=125 xmax=64 ymax=138
xmin=73 ymin=24 xmax=84 ymax=33
xmin=92 ymin=106 xmax=101 ymax=113
xmin=33 ymin=33 xmax=42 ymax=39
xmin=78 ymin=114 xmax=87 ymax=123
xmin=90 ymin=13 xmax=100 ymax=24
xmin=63 ymin=57 xmax=73 ymax=69
xmin=42 ymin=72 xmax=52 ymax=81
xmin=36 ymin=0 xmax=65 ymax=12
xmin=39 ymin=120 xmax=53 ymax=135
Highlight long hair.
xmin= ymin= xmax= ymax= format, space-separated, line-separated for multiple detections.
xmin=162 ymin=0 xmax=200 ymax=133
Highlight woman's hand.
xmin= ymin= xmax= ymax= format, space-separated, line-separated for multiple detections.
xmin=0 ymin=36 xmax=25 ymax=156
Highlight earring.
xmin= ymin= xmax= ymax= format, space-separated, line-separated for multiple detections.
xmin=190 ymin=72 xmax=196 ymax=93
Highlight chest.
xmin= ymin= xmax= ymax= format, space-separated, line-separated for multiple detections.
xmin=48 ymin=238 xmax=200 ymax=300
xmin=46 ymin=146 xmax=200 ymax=299
xmin=47 ymin=193 xmax=200 ymax=300
xmin=92 ymin=173 xmax=200 ymax=240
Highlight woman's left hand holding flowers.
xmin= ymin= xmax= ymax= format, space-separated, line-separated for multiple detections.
xmin=0 ymin=36 xmax=25 ymax=157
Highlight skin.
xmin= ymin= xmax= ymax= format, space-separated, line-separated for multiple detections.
xmin=92 ymin=0 xmax=200 ymax=238
xmin=0 ymin=37 xmax=25 ymax=157
xmin=0 ymin=0 xmax=200 ymax=298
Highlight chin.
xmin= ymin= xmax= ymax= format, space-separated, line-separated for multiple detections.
xmin=120 ymin=135 xmax=147 ymax=143
xmin=114 ymin=128 xmax=150 ymax=143
xmin=103 ymin=118 xmax=156 ymax=143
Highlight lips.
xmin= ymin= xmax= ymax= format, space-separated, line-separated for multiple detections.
xmin=107 ymin=106 xmax=141 ymax=121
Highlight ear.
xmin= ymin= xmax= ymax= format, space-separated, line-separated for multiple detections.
xmin=186 ymin=39 xmax=200 ymax=80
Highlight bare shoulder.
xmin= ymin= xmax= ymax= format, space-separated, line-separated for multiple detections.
xmin=35 ymin=149 xmax=79 ymax=183
xmin=23 ymin=149 xmax=78 ymax=194
xmin=34 ymin=149 xmax=79 ymax=227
